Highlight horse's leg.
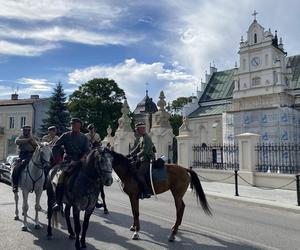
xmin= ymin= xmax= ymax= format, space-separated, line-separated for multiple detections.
xmin=47 ymin=185 xmax=54 ymax=239
xmin=22 ymin=190 xmax=29 ymax=231
xmin=73 ymin=206 xmax=81 ymax=250
xmin=34 ymin=189 xmax=43 ymax=229
xmin=80 ymin=210 xmax=93 ymax=248
xmin=129 ymin=195 xmax=140 ymax=240
xmin=65 ymin=204 xmax=75 ymax=239
xmin=14 ymin=191 xmax=19 ymax=220
xmin=100 ymin=185 xmax=108 ymax=214
xmin=169 ymin=192 xmax=185 ymax=242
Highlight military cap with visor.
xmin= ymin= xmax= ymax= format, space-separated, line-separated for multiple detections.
xmin=70 ymin=118 xmax=82 ymax=124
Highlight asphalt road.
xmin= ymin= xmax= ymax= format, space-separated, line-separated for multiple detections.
xmin=0 ymin=179 xmax=299 ymax=250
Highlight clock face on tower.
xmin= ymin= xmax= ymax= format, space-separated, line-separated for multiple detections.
xmin=251 ymin=57 xmax=261 ymax=67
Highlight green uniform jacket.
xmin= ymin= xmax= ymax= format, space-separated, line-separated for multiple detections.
xmin=130 ymin=133 xmax=155 ymax=162
xmin=15 ymin=135 xmax=38 ymax=155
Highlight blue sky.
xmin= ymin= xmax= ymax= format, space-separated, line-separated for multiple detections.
xmin=0 ymin=0 xmax=300 ymax=109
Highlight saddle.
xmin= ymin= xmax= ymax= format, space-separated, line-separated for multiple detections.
xmin=152 ymin=158 xmax=165 ymax=169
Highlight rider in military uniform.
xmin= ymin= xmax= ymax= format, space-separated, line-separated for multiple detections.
xmin=129 ymin=122 xmax=155 ymax=199
xmin=51 ymin=118 xmax=89 ymax=211
xmin=42 ymin=126 xmax=59 ymax=146
xmin=85 ymin=123 xmax=101 ymax=149
xmin=12 ymin=125 xmax=38 ymax=192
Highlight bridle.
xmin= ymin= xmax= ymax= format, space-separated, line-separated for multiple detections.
xmin=93 ymin=148 xmax=112 ymax=180
xmin=31 ymin=144 xmax=51 ymax=169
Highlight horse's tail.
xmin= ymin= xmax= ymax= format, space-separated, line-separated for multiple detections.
xmin=187 ymin=169 xmax=212 ymax=216
xmin=46 ymin=174 xmax=61 ymax=228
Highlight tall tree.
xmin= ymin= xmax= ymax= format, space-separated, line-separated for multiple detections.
xmin=68 ymin=78 xmax=125 ymax=139
xmin=168 ymin=96 xmax=193 ymax=136
xmin=40 ymin=82 xmax=70 ymax=136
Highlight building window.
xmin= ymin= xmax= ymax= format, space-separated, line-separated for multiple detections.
xmin=254 ymin=33 xmax=257 ymax=43
xmin=20 ymin=116 xmax=26 ymax=128
xmin=265 ymin=54 xmax=269 ymax=66
xmin=9 ymin=117 xmax=15 ymax=129
xmin=252 ymin=76 xmax=261 ymax=86
xmin=242 ymin=59 xmax=246 ymax=70
xmin=273 ymin=71 xmax=278 ymax=84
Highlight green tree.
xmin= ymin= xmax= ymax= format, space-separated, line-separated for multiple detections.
xmin=168 ymin=96 xmax=193 ymax=136
xmin=169 ymin=96 xmax=192 ymax=114
xmin=40 ymin=81 xmax=70 ymax=136
xmin=68 ymin=78 xmax=125 ymax=139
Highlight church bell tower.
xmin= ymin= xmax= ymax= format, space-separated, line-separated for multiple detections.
xmin=232 ymin=11 xmax=294 ymax=111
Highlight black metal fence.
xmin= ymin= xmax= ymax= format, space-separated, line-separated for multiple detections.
xmin=192 ymin=144 xmax=239 ymax=170
xmin=256 ymin=143 xmax=300 ymax=174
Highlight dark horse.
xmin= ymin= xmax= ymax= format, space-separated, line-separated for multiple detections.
xmin=46 ymin=148 xmax=113 ymax=250
xmin=96 ymin=184 xmax=109 ymax=214
xmin=109 ymin=150 xmax=212 ymax=241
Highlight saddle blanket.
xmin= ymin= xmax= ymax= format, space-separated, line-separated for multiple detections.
xmin=147 ymin=164 xmax=167 ymax=183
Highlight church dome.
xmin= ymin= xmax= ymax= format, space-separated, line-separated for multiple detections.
xmin=133 ymin=91 xmax=158 ymax=115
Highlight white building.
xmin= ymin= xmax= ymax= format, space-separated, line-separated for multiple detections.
xmin=180 ymin=16 xmax=300 ymax=146
xmin=0 ymin=94 xmax=49 ymax=160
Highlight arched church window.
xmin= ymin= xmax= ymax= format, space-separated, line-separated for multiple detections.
xmin=254 ymin=33 xmax=257 ymax=43
xmin=252 ymin=76 xmax=261 ymax=86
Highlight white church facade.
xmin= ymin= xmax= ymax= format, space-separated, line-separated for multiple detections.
xmin=180 ymin=16 xmax=300 ymax=148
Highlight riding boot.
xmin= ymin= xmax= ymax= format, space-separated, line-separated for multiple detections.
xmin=133 ymin=174 xmax=151 ymax=199
xmin=52 ymin=183 xmax=64 ymax=211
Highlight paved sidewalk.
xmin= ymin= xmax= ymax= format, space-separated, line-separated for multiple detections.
xmin=199 ymin=181 xmax=300 ymax=213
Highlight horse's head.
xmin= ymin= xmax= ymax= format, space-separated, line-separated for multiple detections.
xmin=89 ymin=147 xmax=113 ymax=187
xmin=34 ymin=142 xmax=52 ymax=169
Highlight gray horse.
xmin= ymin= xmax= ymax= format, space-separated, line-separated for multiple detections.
xmin=13 ymin=142 xmax=52 ymax=231
xmin=47 ymin=147 xmax=113 ymax=250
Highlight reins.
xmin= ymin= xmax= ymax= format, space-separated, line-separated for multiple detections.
xmin=26 ymin=145 xmax=50 ymax=192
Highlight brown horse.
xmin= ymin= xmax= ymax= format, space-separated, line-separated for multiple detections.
xmin=109 ymin=150 xmax=212 ymax=241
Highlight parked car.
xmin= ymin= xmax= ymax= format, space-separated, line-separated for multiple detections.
xmin=0 ymin=155 xmax=18 ymax=183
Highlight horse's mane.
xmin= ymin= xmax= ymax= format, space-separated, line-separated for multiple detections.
xmin=86 ymin=149 xmax=97 ymax=166
xmin=110 ymin=150 xmax=132 ymax=170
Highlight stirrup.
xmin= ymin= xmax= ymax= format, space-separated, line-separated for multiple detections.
xmin=52 ymin=203 xmax=62 ymax=212
xmin=139 ymin=192 xmax=151 ymax=200
xmin=12 ymin=186 xmax=18 ymax=193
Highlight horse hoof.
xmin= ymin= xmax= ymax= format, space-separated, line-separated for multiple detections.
xmin=34 ymin=224 xmax=41 ymax=230
xmin=104 ymin=210 xmax=109 ymax=215
xmin=129 ymin=226 xmax=135 ymax=232
xmin=21 ymin=226 xmax=28 ymax=231
xmin=14 ymin=216 xmax=19 ymax=221
xmin=168 ymin=235 xmax=175 ymax=242
xmin=132 ymin=232 xmax=139 ymax=240
xmin=69 ymin=234 xmax=75 ymax=240
xmin=81 ymin=242 xmax=87 ymax=248
xmin=47 ymin=235 xmax=53 ymax=240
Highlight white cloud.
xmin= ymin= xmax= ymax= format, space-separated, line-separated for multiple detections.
xmin=0 ymin=0 xmax=123 ymax=22
xmin=0 ymin=0 xmax=136 ymax=56
xmin=17 ymin=78 xmax=55 ymax=91
xmin=159 ymin=0 xmax=300 ymax=80
xmin=0 ymin=40 xmax=58 ymax=56
xmin=68 ymin=58 xmax=198 ymax=108
xmin=0 ymin=26 xmax=142 ymax=46
xmin=0 ymin=85 xmax=15 ymax=97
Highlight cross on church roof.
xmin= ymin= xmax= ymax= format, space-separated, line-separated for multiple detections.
xmin=145 ymin=82 xmax=149 ymax=95
xmin=252 ymin=10 xmax=258 ymax=21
